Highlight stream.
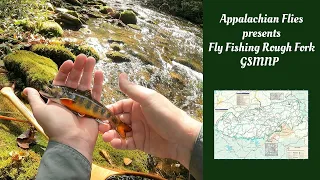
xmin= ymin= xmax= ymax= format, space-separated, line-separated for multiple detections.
xmin=64 ymin=0 xmax=203 ymax=119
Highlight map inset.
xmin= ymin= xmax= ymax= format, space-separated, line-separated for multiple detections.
xmin=214 ymin=90 xmax=308 ymax=159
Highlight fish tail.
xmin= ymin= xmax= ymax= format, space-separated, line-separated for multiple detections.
xmin=116 ymin=122 xmax=132 ymax=139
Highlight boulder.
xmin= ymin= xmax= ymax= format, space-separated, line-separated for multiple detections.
xmin=38 ymin=21 xmax=63 ymax=37
xmin=120 ymin=10 xmax=137 ymax=24
xmin=110 ymin=43 xmax=122 ymax=51
xmin=100 ymin=6 xmax=114 ymax=14
xmin=4 ymin=51 xmax=58 ymax=90
xmin=106 ymin=51 xmax=130 ymax=63
xmin=65 ymin=43 xmax=100 ymax=60
xmin=31 ymin=44 xmax=75 ymax=67
xmin=55 ymin=12 xmax=82 ymax=29
xmin=66 ymin=0 xmax=82 ymax=6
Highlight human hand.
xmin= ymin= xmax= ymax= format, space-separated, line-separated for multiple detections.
xmin=23 ymin=54 xmax=104 ymax=162
xmin=99 ymin=73 xmax=202 ymax=169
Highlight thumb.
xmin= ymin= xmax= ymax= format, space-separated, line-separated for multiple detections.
xmin=119 ymin=73 xmax=156 ymax=105
xmin=23 ymin=88 xmax=45 ymax=110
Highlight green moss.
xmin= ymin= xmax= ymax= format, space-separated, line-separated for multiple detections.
xmin=0 ymin=93 xmax=48 ymax=179
xmin=100 ymin=6 xmax=114 ymax=14
xmin=39 ymin=21 xmax=64 ymax=37
xmin=65 ymin=43 xmax=100 ymax=60
xmin=173 ymin=57 xmax=203 ymax=73
xmin=106 ymin=51 xmax=130 ymax=63
xmin=93 ymin=135 xmax=149 ymax=173
xmin=120 ymin=10 xmax=137 ymax=25
xmin=127 ymin=24 xmax=141 ymax=31
xmin=110 ymin=43 xmax=122 ymax=51
xmin=4 ymin=50 xmax=58 ymax=90
xmin=31 ymin=44 xmax=75 ymax=67
xmin=14 ymin=19 xmax=36 ymax=31
xmin=0 ymin=73 xmax=10 ymax=87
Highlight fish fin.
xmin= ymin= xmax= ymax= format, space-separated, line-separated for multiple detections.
xmin=76 ymin=89 xmax=92 ymax=98
xmin=116 ymin=123 xmax=132 ymax=139
xmin=60 ymin=98 xmax=75 ymax=107
xmin=78 ymin=113 xmax=86 ymax=117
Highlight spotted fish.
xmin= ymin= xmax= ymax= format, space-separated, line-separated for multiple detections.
xmin=39 ymin=85 xmax=132 ymax=138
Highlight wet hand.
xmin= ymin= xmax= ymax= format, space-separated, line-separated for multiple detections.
xmin=99 ymin=73 xmax=202 ymax=169
xmin=23 ymin=54 xmax=104 ymax=162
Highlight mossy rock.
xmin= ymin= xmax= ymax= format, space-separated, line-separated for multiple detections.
xmin=127 ymin=24 xmax=141 ymax=31
xmin=100 ymin=6 xmax=114 ymax=14
xmin=3 ymin=51 xmax=58 ymax=90
xmin=106 ymin=51 xmax=130 ymax=63
xmin=66 ymin=0 xmax=82 ymax=6
xmin=110 ymin=43 xmax=122 ymax=51
xmin=120 ymin=10 xmax=137 ymax=25
xmin=129 ymin=50 xmax=160 ymax=67
xmin=31 ymin=44 xmax=75 ymax=67
xmin=66 ymin=43 xmax=100 ymax=60
xmin=55 ymin=12 xmax=82 ymax=29
xmin=111 ymin=11 xmax=120 ymax=19
xmin=173 ymin=57 xmax=203 ymax=73
xmin=39 ymin=21 xmax=64 ymax=37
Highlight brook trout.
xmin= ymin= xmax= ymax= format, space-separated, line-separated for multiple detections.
xmin=39 ymin=85 xmax=132 ymax=138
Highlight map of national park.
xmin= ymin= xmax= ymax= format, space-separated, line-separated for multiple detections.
xmin=214 ymin=90 xmax=308 ymax=159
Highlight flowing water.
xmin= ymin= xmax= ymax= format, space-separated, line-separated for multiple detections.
xmin=64 ymin=0 xmax=203 ymax=119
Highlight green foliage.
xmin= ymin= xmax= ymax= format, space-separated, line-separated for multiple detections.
xmin=31 ymin=44 xmax=76 ymax=67
xmin=0 ymin=0 xmax=50 ymax=20
xmin=4 ymin=50 xmax=58 ymax=90
xmin=106 ymin=51 xmax=130 ymax=63
xmin=14 ymin=19 xmax=36 ymax=31
xmin=39 ymin=21 xmax=64 ymax=37
xmin=120 ymin=10 xmax=137 ymax=25
xmin=139 ymin=0 xmax=203 ymax=24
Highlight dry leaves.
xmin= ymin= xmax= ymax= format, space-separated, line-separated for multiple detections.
xmin=9 ymin=151 xmax=29 ymax=161
xmin=16 ymin=127 xmax=36 ymax=149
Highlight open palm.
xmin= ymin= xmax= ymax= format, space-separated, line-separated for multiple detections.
xmin=24 ymin=54 xmax=104 ymax=162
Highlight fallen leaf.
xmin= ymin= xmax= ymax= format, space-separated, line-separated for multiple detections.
xmin=17 ymin=127 xmax=36 ymax=149
xmin=123 ymin=158 xmax=132 ymax=165
xmin=9 ymin=151 xmax=29 ymax=161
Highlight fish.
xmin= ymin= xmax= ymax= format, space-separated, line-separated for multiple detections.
xmin=39 ymin=84 xmax=132 ymax=138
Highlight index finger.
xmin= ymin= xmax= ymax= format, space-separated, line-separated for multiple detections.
xmin=108 ymin=99 xmax=134 ymax=115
